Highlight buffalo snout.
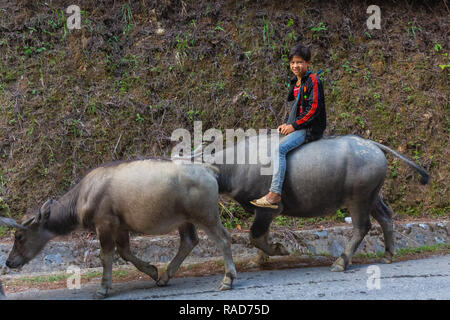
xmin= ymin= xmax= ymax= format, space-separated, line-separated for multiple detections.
xmin=5 ymin=254 xmax=25 ymax=269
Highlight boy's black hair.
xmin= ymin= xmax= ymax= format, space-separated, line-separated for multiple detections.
xmin=288 ymin=44 xmax=311 ymax=62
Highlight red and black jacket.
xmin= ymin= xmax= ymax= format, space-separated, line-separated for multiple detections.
xmin=284 ymin=70 xmax=326 ymax=141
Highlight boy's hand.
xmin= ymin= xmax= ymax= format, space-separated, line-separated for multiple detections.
xmin=280 ymin=124 xmax=295 ymax=135
xmin=277 ymin=123 xmax=286 ymax=132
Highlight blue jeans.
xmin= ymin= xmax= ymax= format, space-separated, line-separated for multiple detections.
xmin=269 ymin=129 xmax=306 ymax=194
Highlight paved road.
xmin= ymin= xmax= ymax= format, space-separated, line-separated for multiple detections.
xmin=5 ymin=255 xmax=450 ymax=300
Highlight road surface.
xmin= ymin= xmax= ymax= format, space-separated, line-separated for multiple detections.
xmin=5 ymin=255 xmax=449 ymax=300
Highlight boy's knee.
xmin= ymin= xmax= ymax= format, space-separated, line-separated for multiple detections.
xmin=278 ymin=144 xmax=290 ymax=155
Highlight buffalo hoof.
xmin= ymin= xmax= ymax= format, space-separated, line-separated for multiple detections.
xmin=330 ymin=264 xmax=345 ymax=272
xmin=156 ymin=273 xmax=170 ymax=287
xmin=330 ymin=257 xmax=346 ymax=272
xmin=247 ymin=252 xmax=270 ymax=268
xmin=0 ymin=282 xmax=5 ymax=298
xmin=141 ymin=264 xmax=158 ymax=280
xmin=273 ymin=243 xmax=289 ymax=256
xmin=379 ymin=255 xmax=392 ymax=264
xmin=258 ymin=252 xmax=270 ymax=264
xmin=246 ymin=260 xmax=260 ymax=269
xmin=93 ymin=288 xmax=109 ymax=300
xmin=218 ymin=277 xmax=232 ymax=291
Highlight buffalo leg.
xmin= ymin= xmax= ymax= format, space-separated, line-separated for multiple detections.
xmin=246 ymin=233 xmax=271 ymax=268
xmin=200 ymin=215 xmax=237 ymax=291
xmin=331 ymin=202 xmax=371 ymax=272
xmin=249 ymin=210 xmax=289 ymax=256
xmin=255 ymin=233 xmax=271 ymax=263
xmin=370 ymin=195 xmax=395 ymax=264
xmin=95 ymin=227 xmax=116 ymax=299
xmin=115 ymin=229 xmax=158 ymax=280
xmin=0 ymin=281 xmax=5 ymax=300
xmin=157 ymin=223 xmax=199 ymax=287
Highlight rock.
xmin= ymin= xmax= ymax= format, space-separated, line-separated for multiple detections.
xmin=329 ymin=240 xmax=344 ymax=257
xmin=415 ymin=234 xmax=425 ymax=245
xmin=434 ymin=237 xmax=445 ymax=244
xmin=306 ymin=245 xmax=316 ymax=255
xmin=315 ymin=230 xmax=328 ymax=238
xmin=404 ymin=223 xmax=413 ymax=230
xmin=44 ymin=254 xmax=63 ymax=265
xmin=418 ymin=223 xmax=429 ymax=230
xmin=0 ymin=220 xmax=447 ymax=274
xmin=373 ymin=241 xmax=385 ymax=253
xmin=404 ymin=223 xmax=414 ymax=234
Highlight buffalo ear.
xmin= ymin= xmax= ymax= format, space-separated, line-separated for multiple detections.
xmin=37 ymin=199 xmax=53 ymax=224
xmin=39 ymin=199 xmax=53 ymax=214
xmin=22 ymin=216 xmax=36 ymax=227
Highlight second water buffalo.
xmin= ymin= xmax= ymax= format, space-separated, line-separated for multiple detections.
xmin=6 ymin=159 xmax=236 ymax=299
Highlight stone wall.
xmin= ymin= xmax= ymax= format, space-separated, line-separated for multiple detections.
xmin=0 ymin=221 xmax=448 ymax=275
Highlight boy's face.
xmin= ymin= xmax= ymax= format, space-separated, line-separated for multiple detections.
xmin=290 ymin=55 xmax=310 ymax=78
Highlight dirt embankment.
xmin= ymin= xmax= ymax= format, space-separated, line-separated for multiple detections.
xmin=0 ymin=0 xmax=448 ymax=232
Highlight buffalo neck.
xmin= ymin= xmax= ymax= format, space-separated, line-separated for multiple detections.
xmin=213 ymin=163 xmax=235 ymax=194
xmin=46 ymin=183 xmax=81 ymax=235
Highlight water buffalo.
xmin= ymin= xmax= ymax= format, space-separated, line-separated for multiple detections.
xmin=209 ymin=134 xmax=429 ymax=271
xmin=5 ymin=159 xmax=236 ymax=299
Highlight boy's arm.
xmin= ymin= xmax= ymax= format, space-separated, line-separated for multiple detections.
xmin=292 ymin=74 xmax=322 ymax=130
xmin=283 ymin=111 xmax=289 ymax=124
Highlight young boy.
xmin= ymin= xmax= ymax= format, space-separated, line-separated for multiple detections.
xmin=251 ymin=44 xmax=326 ymax=209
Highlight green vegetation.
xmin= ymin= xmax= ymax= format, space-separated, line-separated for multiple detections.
xmin=395 ymin=243 xmax=449 ymax=256
xmin=136 ymin=113 xmax=145 ymax=123
xmin=13 ymin=268 xmax=131 ymax=285
xmin=434 ymin=42 xmax=443 ymax=52
xmin=222 ymin=217 xmax=242 ymax=230
xmin=122 ymin=4 xmax=133 ymax=35
xmin=333 ymin=209 xmax=347 ymax=222
xmin=353 ymin=251 xmax=385 ymax=259
xmin=342 ymin=60 xmax=354 ymax=74
xmin=406 ymin=21 xmax=422 ymax=38
xmin=274 ymin=216 xmax=292 ymax=226
xmin=311 ymin=22 xmax=327 ymax=39
xmin=427 ymin=206 xmax=450 ymax=217
xmin=19 ymin=274 xmax=69 ymax=284
xmin=83 ymin=271 xmax=103 ymax=278
xmin=353 ymin=244 xmax=449 ymax=260
xmin=262 ymin=16 xmax=274 ymax=47
xmin=219 ymin=200 xmax=248 ymax=230
xmin=389 ymin=160 xmax=399 ymax=178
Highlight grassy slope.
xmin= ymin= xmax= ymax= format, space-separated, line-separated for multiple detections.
xmin=0 ymin=0 xmax=448 ymax=232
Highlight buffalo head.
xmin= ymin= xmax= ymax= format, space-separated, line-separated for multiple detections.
xmin=6 ymin=199 xmax=56 ymax=269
